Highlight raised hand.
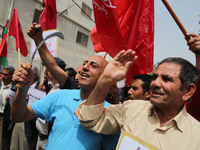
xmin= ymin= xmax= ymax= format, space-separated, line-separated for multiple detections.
xmin=186 ymin=33 xmax=200 ymax=54
xmin=85 ymin=49 xmax=137 ymax=105
xmin=102 ymin=49 xmax=137 ymax=84
xmin=12 ymin=63 xmax=34 ymax=89
xmin=27 ymin=23 xmax=43 ymax=45
xmin=186 ymin=33 xmax=200 ymax=70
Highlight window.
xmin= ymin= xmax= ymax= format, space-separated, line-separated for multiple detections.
xmin=81 ymin=2 xmax=92 ymax=18
xmin=32 ymin=9 xmax=41 ymax=24
xmin=76 ymin=31 xmax=89 ymax=47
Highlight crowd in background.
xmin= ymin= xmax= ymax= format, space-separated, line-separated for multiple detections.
xmin=0 ymin=23 xmax=200 ymax=150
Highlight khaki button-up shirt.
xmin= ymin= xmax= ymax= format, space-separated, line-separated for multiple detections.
xmin=75 ymin=100 xmax=200 ymax=150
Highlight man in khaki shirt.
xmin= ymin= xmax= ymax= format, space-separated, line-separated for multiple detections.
xmin=75 ymin=48 xmax=200 ymax=150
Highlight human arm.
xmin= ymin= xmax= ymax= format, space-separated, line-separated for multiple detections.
xmin=85 ymin=49 xmax=137 ymax=106
xmin=11 ymin=63 xmax=37 ymax=122
xmin=75 ymin=50 xmax=137 ymax=134
xmin=186 ymin=33 xmax=200 ymax=71
xmin=27 ymin=23 xmax=67 ymax=87
xmin=185 ymin=33 xmax=200 ymax=121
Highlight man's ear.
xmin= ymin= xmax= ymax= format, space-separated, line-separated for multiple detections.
xmin=182 ymin=83 xmax=196 ymax=102
xmin=144 ymin=90 xmax=151 ymax=100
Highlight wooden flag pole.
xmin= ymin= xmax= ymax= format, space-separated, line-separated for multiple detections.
xmin=104 ymin=52 xmax=108 ymax=59
xmin=16 ymin=48 xmax=23 ymax=88
xmin=18 ymin=48 xmax=21 ymax=66
xmin=161 ymin=0 xmax=190 ymax=41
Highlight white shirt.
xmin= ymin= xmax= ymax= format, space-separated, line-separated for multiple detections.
xmin=0 ymin=83 xmax=11 ymax=113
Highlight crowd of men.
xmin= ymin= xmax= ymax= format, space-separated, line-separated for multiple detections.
xmin=0 ymin=22 xmax=199 ymax=150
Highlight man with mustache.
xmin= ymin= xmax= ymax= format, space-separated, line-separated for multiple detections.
xmin=10 ymin=24 xmax=119 ymax=150
xmin=75 ymin=48 xmax=200 ymax=149
xmin=0 ymin=66 xmax=15 ymax=150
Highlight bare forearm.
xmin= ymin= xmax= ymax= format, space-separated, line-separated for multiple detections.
xmin=11 ymin=88 xmax=29 ymax=122
xmin=36 ymin=42 xmax=67 ymax=87
xmin=37 ymin=42 xmax=57 ymax=69
xmin=85 ymin=76 xmax=114 ymax=106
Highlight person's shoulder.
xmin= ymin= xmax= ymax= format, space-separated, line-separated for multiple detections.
xmin=187 ymin=113 xmax=200 ymax=127
xmin=123 ymin=100 xmax=150 ymax=106
xmin=122 ymin=100 xmax=151 ymax=112
xmin=52 ymin=89 xmax=80 ymax=94
xmin=49 ymin=89 xmax=81 ymax=101
xmin=186 ymin=115 xmax=200 ymax=141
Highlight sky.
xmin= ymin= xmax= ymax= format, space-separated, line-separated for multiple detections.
xmin=154 ymin=0 xmax=200 ymax=65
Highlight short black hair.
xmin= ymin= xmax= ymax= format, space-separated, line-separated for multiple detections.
xmin=41 ymin=57 xmax=66 ymax=70
xmin=158 ymin=57 xmax=199 ymax=90
xmin=54 ymin=57 xmax=66 ymax=70
xmin=133 ymin=74 xmax=153 ymax=95
xmin=64 ymin=67 xmax=77 ymax=78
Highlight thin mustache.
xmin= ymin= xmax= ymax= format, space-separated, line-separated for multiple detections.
xmin=151 ymin=87 xmax=164 ymax=95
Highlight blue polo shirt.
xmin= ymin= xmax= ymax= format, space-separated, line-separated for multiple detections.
xmin=31 ymin=89 xmax=119 ymax=150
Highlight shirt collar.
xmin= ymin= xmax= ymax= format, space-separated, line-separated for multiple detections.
xmin=171 ymin=106 xmax=188 ymax=132
xmin=148 ymin=105 xmax=187 ymax=132
xmin=1 ymin=82 xmax=11 ymax=89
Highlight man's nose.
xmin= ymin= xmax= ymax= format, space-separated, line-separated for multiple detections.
xmin=83 ymin=63 xmax=90 ymax=70
xmin=127 ymin=88 xmax=132 ymax=95
xmin=151 ymin=77 xmax=162 ymax=88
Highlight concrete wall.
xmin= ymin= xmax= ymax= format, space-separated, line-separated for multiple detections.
xmin=0 ymin=0 xmax=95 ymax=73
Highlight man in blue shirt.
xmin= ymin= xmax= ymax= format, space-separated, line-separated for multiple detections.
xmin=10 ymin=24 xmax=119 ymax=150
xmin=11 ymin=54 xmax=119 ymax=150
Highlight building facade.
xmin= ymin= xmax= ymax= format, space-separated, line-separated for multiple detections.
xmin=0 ymin=0 xmax=95 ymax=73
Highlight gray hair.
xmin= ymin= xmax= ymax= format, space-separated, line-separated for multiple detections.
xmin=2 ymin=65 xmax=15 ymax=75
xmin=158 ymin=57 xmax=199 ymax=90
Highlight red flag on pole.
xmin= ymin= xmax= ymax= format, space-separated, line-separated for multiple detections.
xmin=9 ymin=8 xmax=28 ymax=57
xmin=0 ymin=20 xmax=9 ymax=57
xmin=91 ymin=0 xmax=154 ymax=85
xmin=0 ymin=34 xmax=8 ymax=57
xmin=39 ymin=0 xmax=57 ymax=31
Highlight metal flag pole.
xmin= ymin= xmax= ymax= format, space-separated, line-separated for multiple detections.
xmin=72 ymin=0 xmax=95 ymax=23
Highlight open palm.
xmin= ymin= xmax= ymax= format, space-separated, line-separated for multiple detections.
xmin=103 ymin=49 xmax=137 ymax=83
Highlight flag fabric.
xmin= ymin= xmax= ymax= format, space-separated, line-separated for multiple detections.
xmin=91 ymin=0 xmax=154 ymax=85
xmin=39 ymin=0 xmax=57 ymax=31
xmin=0 ymin=20 xmax=9 ymax=66
xmin=185 ymin=77 xmax=200 ymax=122
xmin=0 ymin=34 xmax=8 ymax=57
xmin=9 ymin=8 xmax=28 ymax=57
xmin=0 ymin=57 xmax=8 ymax=66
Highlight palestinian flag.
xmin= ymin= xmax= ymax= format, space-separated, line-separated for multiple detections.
xmin=0 ymin=20 xmax=9 ymax=66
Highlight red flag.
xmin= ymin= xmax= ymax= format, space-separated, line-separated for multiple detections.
xmin=0 ymin=34 xmax=8 ymax=57
xmin=9 ymin=8 xmax=28 ymax=57
xmin=0 ymin=20 xmax=9 ymax=57
xmin=185 ymin=78 xmax=200 ymax=122
xmin=91 ymin=0 xmax=154 ymax=85
xmin=39 ymin=0 xmax=57 ymax=31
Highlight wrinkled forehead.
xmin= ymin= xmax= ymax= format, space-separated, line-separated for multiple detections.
xmin=2 ymin=69 xmax=10 ymax=74
xmin=155 ymin=62 xmax=181 ymax=76
xmin=84 ymin=56 xmax=107 ymax=68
